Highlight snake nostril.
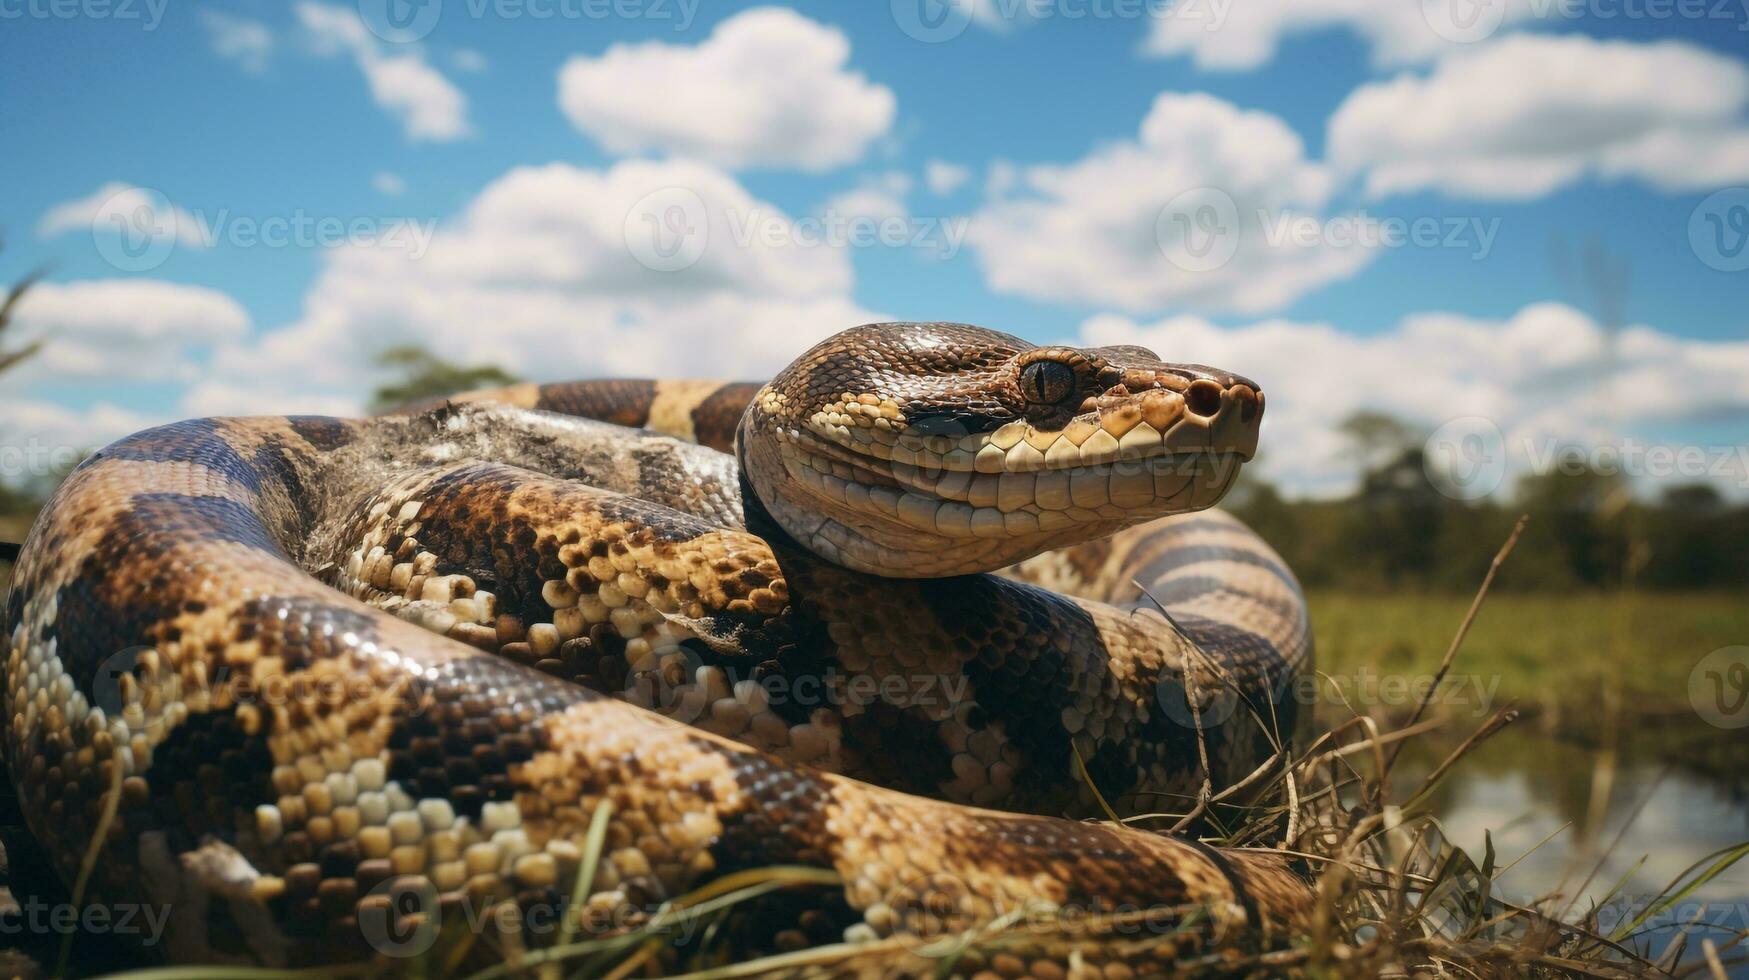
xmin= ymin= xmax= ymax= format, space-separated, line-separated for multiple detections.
xmin=1186 ymin=380 xmax=1223 ymax=418
xmin=1234 ymin=384 xmax=1261 ymax=422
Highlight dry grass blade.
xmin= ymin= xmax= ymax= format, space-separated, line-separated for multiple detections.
xmin=1384 ymin=514 xmax=1528 ymax=775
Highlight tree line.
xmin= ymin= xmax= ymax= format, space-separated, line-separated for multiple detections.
xmin=1227 ymin=412 xmax=1749 ymax=592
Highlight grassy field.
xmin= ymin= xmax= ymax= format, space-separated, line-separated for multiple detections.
xmin=1308 ymin=590 xmax=1749 ymax=774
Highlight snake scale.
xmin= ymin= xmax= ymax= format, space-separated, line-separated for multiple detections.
xmin=2 ymin=323 xmax=1313 ymax=976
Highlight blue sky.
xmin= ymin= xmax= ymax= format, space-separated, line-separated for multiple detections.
xmin=2 ymin=0 xmax=1747 ymax=495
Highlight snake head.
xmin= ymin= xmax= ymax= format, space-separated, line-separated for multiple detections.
xmin=740 ymin=322 xmax=1263 ymax=578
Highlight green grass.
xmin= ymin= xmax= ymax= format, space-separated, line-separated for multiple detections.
xmin=1308 ymin=590 xmax=1749 ymax=776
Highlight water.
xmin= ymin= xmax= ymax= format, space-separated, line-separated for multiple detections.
xmin=1407 ymin=725 xmax=1749 ymax=972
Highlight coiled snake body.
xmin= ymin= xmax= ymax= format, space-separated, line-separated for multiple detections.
xmin=2 ymin=323 xmax=1312 ymax=974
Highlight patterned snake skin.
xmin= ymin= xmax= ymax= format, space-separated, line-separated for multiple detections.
xmin=2 ymin=323 xmax=1312 ymax=974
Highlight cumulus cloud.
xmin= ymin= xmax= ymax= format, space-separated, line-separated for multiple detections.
xmin=970 ymin=92 xmax=1378 ymax=315
xmin=557 ymin=7 xmax=895 ymax=171
xmin=1144 ymin=0 xmax=1551 ymax=71
xmin=37 ymin=182 xmax=213 ymax=249
xmin=1077 ymin=303 xmax=1749 ymax=497
xmin=1329 ymin=34 xmax=1749 ymax=199
xmin=184 ymin=158 xmax=882 ymax=417
xmin=373 ymin=172 xmax=407 ymax=196
xmin=823 ymin=188 xmax=910 ymax=226
xmin=201 ymin=9 xmax=273 ymax=74
xmin=10 ymin=280 xmax=250 ymax=382
xmin=297 ymin=2 xmax=471 ymax=142
xmin=0 ymin=400 xmax=163 ymax=469
xmin=925 ymin=160 xmax=972 ymax=196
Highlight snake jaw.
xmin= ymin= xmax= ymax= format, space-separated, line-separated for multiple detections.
xmin=742 ymin=323 xmax=1264 ymax=578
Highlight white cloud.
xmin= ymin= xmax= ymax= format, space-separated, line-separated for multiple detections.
xmin=0 ymin=399 xmax=163 ymax=463
xmin=925 ymin=160 xmax=972 ymax=196
xmin=10 ymin=279 xmax=250 ymax=382
xmin=373 ymin=172 xmax=407 ymax=196
xmin=1329 ymin=34 xmax=1749 ymax=199
xmin=451 ymin=48 xmax=488 ymax=73
xmin=1144 ymin=0 xmax=1551 ymax=71
xmin=970 ymin=92 xmax=1378 ymax=315
xmin=557 ymin=7 xmax=895 ymax=171
xmin=824 ymin=188 xmax=909 ymax=226
xmin=37 ymin=183 xmax=212 ymax=249
xmin=297 ymin=2 xmax=471 ymax=142
xmin=823 ymin=171 xmax=912 ymax=224
xmin=185 ymin=158 xmax=881 ymax=417
xmin=1077 ymin=303 xmax=1749 ymax=497
xmin=201 ymin=9 xmax=273 ymax=74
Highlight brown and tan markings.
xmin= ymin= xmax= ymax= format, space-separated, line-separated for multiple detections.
xmin=3 ymin=323 xmax=1311 ymax=971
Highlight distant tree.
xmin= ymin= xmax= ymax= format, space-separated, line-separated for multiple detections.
xmin=369 ymin=346 xmax=519 ymax=411
xmin=1662 ymin=483 xmax=1724 ymax=513
xmin=0 ymin=243 xmax=44 ymax=377
xmin=1513 ymin=463 xmax=1632 ymax=588
xmin=0 ymin=247 xmax=47 ymax=522
xmin=1338 ymin=410 xmax=1421 ymax=474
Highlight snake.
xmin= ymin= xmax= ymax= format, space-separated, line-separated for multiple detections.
xmin=1 ymin=322 xmax=1313 ymax=975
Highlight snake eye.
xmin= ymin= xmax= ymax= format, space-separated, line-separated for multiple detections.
xmin=1020 ymin=361 xmax=1076 ymax=405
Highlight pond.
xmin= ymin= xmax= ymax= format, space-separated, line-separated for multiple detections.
xmin=1403 ymin=724 xmax=1749 ymax=972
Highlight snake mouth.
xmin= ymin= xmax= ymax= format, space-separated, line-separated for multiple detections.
xmin=771 ymin=380 xmax=1260 ymax=563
